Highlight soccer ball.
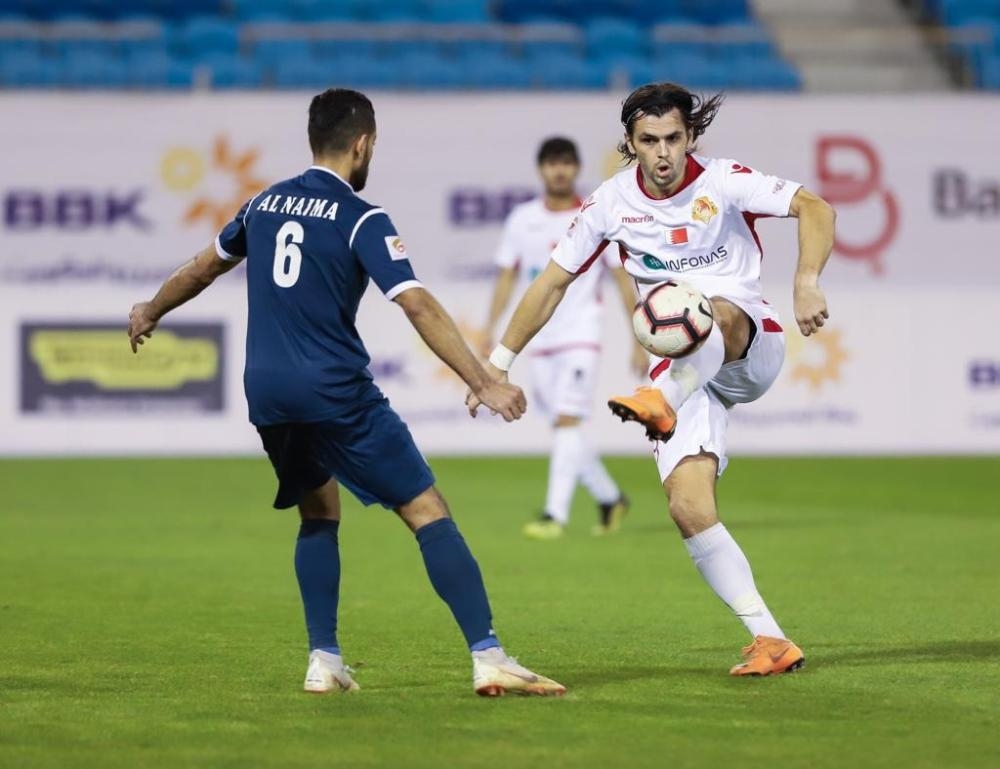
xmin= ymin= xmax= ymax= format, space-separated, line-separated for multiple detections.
xmin=632 ymin=280 xmax=714 ymax=358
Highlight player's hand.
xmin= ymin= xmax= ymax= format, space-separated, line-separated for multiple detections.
xmin=127 ymin=301 xmax=159 ymax=353
xmin=631 ymin=342 xmax=648 ymax=378
xmin=465 ymin=363 xmax=517 ymax=418
xmin=793 ymin=282 xmax=829 ymax=337
xmin=473 ymin=380 xmax=526 ymax=422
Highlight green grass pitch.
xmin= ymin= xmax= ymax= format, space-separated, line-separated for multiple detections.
xmin=1 ymin=456 xmax=998 ymax=769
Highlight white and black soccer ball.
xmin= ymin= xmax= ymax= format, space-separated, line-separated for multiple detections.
xmin=632 ymin=280 xmax=714 ymax=359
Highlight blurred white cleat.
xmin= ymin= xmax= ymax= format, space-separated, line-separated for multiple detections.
xmin=303 ymin=650 xmax=360 ymax=694
xmin=472 ymin=647 xmax=566 ymax=697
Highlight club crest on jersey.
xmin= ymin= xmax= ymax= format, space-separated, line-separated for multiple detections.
xmin=691 ymin=196 xmax=718 ymax=224
xmin=385 ymin=235 xmax=408 ymax=261
xmin=665 ymin=227 xmax=688 ymax=246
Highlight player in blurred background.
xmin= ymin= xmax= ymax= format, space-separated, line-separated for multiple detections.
xmin=481 ymin=137 xmax=645 ymax=540
xmin=471 ymin=82 xmax=836 ymax=677
xmin=127 ymin=88 xmax=565 ymax=698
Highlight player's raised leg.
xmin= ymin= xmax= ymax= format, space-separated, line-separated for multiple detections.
xmin=665 ymin=454 xmax=804 ymax=676
xmin=397 ymin=487 xmax=566 ymax=696
xmin=608 ymin=296 xmax=749 ymax=441
xmin=296 ymin=478 xmax=360 ymax=694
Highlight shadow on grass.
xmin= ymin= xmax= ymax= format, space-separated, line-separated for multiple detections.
xmin=814 ymin=639 xmax=1000 ymax=666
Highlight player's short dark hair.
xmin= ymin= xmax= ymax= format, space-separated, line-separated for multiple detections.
xmin=618 ymin=82 xmax=724 ymax=162
xmin=536 ymin=136 xmax=580 ymax=166
xmin=308 ymin=88 xmax=376 ymax=157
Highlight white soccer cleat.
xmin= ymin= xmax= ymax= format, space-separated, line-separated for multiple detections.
xmin=472 ymin=647 xmax=566 ymax=697
xmin=303 ymin=650 xmax=360 ymax=694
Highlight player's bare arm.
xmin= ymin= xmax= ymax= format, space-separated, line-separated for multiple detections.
xmin=466 ymin=259 xmax=576 ymax=415
xmin=788 ymin=187 xmax=836 ymax=337
xmin=480 ymin=266 xmax=518 ymax=357
xmin=128 ymin=243 xmax=239 ymax=353
xmin=610 ymin=267 xmax=648 ymax=375
xmin=393 ymin=286 xmax=526 ymax=422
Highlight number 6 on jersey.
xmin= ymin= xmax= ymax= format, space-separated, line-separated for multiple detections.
xmin=273 ymin=220 xmax=304 ymax=288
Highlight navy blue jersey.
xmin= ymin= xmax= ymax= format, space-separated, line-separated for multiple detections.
xmin=216 ymin=166 xmax=421 ymax=426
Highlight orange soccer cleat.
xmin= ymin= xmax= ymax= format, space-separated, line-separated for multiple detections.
xmin=729 ymin=636 xmax=805 ymax=677
xmin=607 ymin=386 xmax=677 ymax=441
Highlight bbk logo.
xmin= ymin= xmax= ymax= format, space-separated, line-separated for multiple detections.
xmin=968 ymin=361 xmax=1000 ymax=389
xmin=4 ymin=189 xmax=151 ymax=231
xmin=934 ymin=170 xmax=1000 ymax=218
xmin=449 ymin=187 xmax=535 ymax=226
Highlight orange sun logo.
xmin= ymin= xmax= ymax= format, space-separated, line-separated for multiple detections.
xmin=789 ymin=329 xmax=849 ymax=392
xmin=161 ymin=136 xmax=269 ymax=231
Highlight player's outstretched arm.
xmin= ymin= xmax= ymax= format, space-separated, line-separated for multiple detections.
xmin=394 ymin=287 xmax=526 ymax=422
xmin=788 ymin=188 xmax=837 ymax=337
xmin=480 ymin=266 xmax=518 ymax=358
xmin=128 ymin=243 xmax=239 ymax=353
xmin=610 ymin=267 xmax=648 ymax=376
xmin=498 ymin=259 xmax=576 ymax=359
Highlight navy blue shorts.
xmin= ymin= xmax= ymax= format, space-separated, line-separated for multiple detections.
xmin=256 ymin=399 xmax=435 ymax=510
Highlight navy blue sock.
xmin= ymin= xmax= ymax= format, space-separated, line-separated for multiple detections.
xmin=416 ymin=518 xmax=500 ymax=651
xmin=295 ymin=519 xmax=341 ymax=654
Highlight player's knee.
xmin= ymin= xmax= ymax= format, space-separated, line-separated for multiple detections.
xmin=663 ymin=482 xmax=717 ymax=535
xmin=709 ymin=297 xmax=751 ymax=362
xmin=396 ymin=486 xmax=451 ymax=532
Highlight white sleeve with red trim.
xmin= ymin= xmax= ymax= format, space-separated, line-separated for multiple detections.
xmin=550 ymin=185 xmax=610 ymax=275
xmin=718 ymin=159 xmax=801 ymax=217
xmin=494 ymin=207 xmax=522 ymax=269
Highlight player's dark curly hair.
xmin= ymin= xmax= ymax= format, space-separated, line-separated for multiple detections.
xmin=308 ymin=88 xmax=376 ymax=157
xmin=617 ymin=82 xmax=724 ymax=163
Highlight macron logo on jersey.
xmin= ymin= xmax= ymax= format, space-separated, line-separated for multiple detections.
xmin=256 ymin=194 xmax=339 ymax=221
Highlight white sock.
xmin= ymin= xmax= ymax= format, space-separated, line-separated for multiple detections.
xmin=544 ymin=426 xmax=584 ymax=524
xmin=683 ymin=523 xmax=785 ymax=639
xmin=577 ymin=437 xmax=620 ymax=505
xmin=655 ymin=322 xmax=725 ymax=411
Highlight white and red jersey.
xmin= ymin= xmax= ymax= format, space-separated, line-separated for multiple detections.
xmin=551 ymin=155 xmax=801 ymax=305
xmin=495 ymin=197 xmax=618 ymax=354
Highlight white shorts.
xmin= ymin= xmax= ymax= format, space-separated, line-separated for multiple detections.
xmin=529 ymin=346 xmax=601 ymax=422
xmin=653 ymin=298 xmax=786 ymax=482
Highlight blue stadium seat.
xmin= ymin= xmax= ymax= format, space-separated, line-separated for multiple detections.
xmin=711 ymin=20 xmax=776 ymax=60
xmin=634 ymin=0 xmax=686 ymax=24
xmin=172 ymin=17 xmax=240 ymax=57
xmin=584 ymin=17 xmax=645 ymax=56
xmin=313 ymin=37 xmax=378 ymax=61
xmin=272 ymin=52 xmax=338 ymax=88
xmin=940 ymin=0 xmax=1000 ymax=26
xmin=980 ymin=52 xmax=1000 ymax=87
xmin=0 ymin=50 xmax=60 ymax=87
xmin=253 ymin=39 xmax=310 ymax=67
xmin=445 ymin=34 xmax=512 ymax=60
xmin=496 ymin=0 xmax=568 ymax=24
xmin=197 ymin=52 xmax=265 ymax=88
xmin=326 ymin=56 xmax=401 ymax=88
xmin=460 ymin=51 xmax=532 ymax=88
xmin=680 ymin=0 xmax=749 ymax=25
xmin=728 ymin=56 xmax=800 ymax=90
xmin=126 ymin=50 xmax=195 ymax=88
xmin=143 ymin=0 xmax=223 ymax=21
xmin=530 ymin=51 xmax=607 ymax=88
xmin=289 ymin=0 xmax=356 ymax=22
xmin=651 ymin=22 xmax=712 ymax=60
xmin=653 ymin=52 xmax=729 ymax=88
xmin=394 ymin=50 xmax=464 ymax=88
xmin=231 ymin=0 xmax=294 ymax=22
xmin=595 ymin=53 xmax=656 ymax=87
xmin=355 ymin=0 xmax=422 ymax=22
xmin=60 ymin=50 xmax=129 ymax=87
xmin=425 ymin=0 xmax=490 ymax=23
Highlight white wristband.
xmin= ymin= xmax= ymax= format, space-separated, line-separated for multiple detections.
xmin=488 ymin=344 xmax=517 ymax=372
